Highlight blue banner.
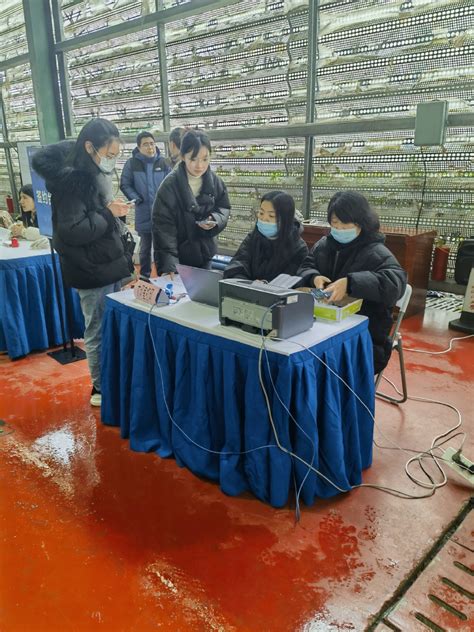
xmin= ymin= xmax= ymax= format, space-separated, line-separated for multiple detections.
xmin=27 ymin=145 xmax=53 ymax=238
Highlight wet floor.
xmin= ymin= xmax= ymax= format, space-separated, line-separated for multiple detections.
xmin=1 ymin=308 xmax=472 ymax=631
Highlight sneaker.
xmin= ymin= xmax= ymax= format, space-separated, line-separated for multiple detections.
xmin=90 ymin=386 xmax=102 ymax=407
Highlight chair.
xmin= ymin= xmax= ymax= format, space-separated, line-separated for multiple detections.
xmin=375 ymin=284 xmax=412 ymax=404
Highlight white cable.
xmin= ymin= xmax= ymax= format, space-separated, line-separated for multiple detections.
xmin=147 ymin=303 xmax=277 ymax=458
xmin=147 ymin=300 xmax=466 ymax=504
xmin=404 ymin=334 xmax=474 ymax=355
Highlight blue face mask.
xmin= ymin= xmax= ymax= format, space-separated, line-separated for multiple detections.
xmin=257 ymin=220 xmax=278 ymax=239
xmin=330 ymin=227 xmax=359 ymax=244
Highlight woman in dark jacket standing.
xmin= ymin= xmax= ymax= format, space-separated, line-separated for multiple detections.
xmin=152 ymin=130 xmax=230 ymax=275
xmin=224 ymin=190 xmax=308 ymax=281
xmin=298 ymin=191 xmax=407 ymax=374
xmin=32 ymin=118 xmax=133 ymax=407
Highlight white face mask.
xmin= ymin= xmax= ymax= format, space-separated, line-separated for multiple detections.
xmin=93 ymin=146 xmax=117 ymax=174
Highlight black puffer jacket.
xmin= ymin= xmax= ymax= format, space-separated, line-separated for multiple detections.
xmin=32 ymin=141 xmax=132 ymax=289
xmin=298 ymin=232 xmax=407 ymax=373
xmin=152 ymin=162 xmax=230 ymax=273
xmin=224 ymin=222 xmax=308 ymax=281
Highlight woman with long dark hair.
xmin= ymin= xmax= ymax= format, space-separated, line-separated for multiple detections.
xmin=18 ymin=184 xmax=38 ymax=228
xmin=298 ymin=190 xmax=407 ymax=373
xmin=152 ymin=129 xmax=230 ymax=275
xmin=224 ymin=190 xmax=308 ymax=281
xmin=32 ymin=118 xmax=134 ymax=406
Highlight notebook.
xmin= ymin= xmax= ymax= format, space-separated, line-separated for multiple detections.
xmin=176 ymin=264 xmax=223 ymax=307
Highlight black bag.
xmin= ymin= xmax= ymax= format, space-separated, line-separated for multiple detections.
xmin=116 ymin=218 xmax=136 ymax=273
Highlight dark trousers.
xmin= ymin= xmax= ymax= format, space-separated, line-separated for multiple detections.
xmin=138 ymin=231 xmax=153 ymax=278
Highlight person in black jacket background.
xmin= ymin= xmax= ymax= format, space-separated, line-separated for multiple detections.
xmin=152 ymin=130 xmax=230 ymax=275
xmin=224 ymin=191 xmax=308 ymax=282
xmin=32 ymin=118 xmax=133 ymax=407
xmin=298 ymin=191 xmax=407 ymax=374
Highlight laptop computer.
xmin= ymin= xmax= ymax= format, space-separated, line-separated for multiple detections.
xmin=176 ymin=264 xmax=223 ymax=307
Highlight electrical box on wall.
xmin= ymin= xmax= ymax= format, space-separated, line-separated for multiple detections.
xmin=414 ymin=101 xmax=448 ymax=146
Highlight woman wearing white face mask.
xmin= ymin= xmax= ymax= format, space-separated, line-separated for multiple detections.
xmin=298 ymin=191 xmax=407 ymax=374
xmin=224 ymin=191 xmax=308 ymax=281
xmin=32 ymin=118 xmax=135 ymax=407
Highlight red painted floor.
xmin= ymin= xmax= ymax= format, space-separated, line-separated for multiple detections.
xmin=0 ymin=308 xmax=472 ymax=632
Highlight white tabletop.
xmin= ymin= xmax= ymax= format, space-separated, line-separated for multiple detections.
xmin=0 ymin=231 xmax=50 ymax=261
xmin=107 ymin=276 xmax=367 ymax=357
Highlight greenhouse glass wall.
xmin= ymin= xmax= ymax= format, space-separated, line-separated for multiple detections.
xmin=0 ymin=0 xmax=472 ymax=277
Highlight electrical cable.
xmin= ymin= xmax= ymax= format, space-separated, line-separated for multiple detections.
xmin=404 ymin=333 xmax=474 ymax=354
xmin=146 ymin=299 xmax=468 ymax=509
xmin=415 ymin=145 xmax=428 ymax=234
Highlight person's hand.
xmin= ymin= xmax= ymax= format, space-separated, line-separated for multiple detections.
xmin=10 ymin=223 xmax=25 ymax=238
xmin=313 ymin=275 xmax=331 ymax=289
xmin=197 ymin=216 xmax=217 ymax=231
xmin=326 ymin=277 xmax=348 ymax=302
xmin=108 ymin=199 xmax=129 ymax=217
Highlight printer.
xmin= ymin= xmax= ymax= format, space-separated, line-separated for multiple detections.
xmin=219 ymin=279 xmax=314 ymax=339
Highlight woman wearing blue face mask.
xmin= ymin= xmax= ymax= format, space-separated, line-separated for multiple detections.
xmin=298 ymin=190 xmax=407 ymax=374
xmin=32 ymin=118 xmax=135 ymax=407
xmin=224 ymin=191 xmax=308 ymax=282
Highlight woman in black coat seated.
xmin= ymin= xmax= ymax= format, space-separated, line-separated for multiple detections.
xmin=152 ymin=130 xmax=230 ymax=275
xmin=224 ymin=191 xmax=308 ymax=282
xmin=298 ymin=191 xmax=407 ymax=374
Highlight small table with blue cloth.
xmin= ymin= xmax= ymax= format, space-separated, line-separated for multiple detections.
xmin=0 ymin=233 xmax=84 ymax=359
xmin=101 ymin=286 xmax=375 ymax=508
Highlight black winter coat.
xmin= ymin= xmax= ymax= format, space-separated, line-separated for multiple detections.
xmin=224 ymin=222 xmax=308 ymax=281
xmin=298 ymin=232 xmax=407 ymax=374
xmin=32 ymin=141 xmax=132 ymax=289
xmin=152 ymin=162 xmax=230 ymax=273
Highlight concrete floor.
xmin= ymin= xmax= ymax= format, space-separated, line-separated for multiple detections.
xmin=0 ymin=307 xmax=472 ymax=631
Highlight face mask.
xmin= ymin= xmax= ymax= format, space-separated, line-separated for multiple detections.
xmin=93 ymin=146 xmax=117 ymax=174
xmin=257 ymin=220 xmax=278 ymax=238
xmin=330 ymin=227 xmax=359 ymax=244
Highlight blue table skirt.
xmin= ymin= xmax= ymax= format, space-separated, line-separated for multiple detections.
xmin=0 ymin=253 xmax=85 ymax=359
xmin=101 ymin=298 xmax=375 ymax=508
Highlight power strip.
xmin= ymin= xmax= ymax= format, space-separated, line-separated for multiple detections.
xmin=442 ymin=447 xmax=474 ymax=485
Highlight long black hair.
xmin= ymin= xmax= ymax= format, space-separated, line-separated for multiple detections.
xmin=180 ymin=130 xmax=211 ymax=159
xmin=327 ymin=190 xmax=380 ymax=233
xmin=19 ymin=184 xmax=34 ymax=200
xmin=260 ymin=190 xmax=296 ymax=241
xmin=68 ymin=118 xmax=120 ymax=171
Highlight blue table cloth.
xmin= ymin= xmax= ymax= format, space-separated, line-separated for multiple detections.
xmin=101 ymin=295 xmax=375 ymax=508
xmin=0 ymin=250 xmax=84 ymax=359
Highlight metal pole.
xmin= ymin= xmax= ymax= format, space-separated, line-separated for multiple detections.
xmin=0 ymin=91 xmax=19 ymax=213
xmin=50 ymin=0 xmax=75 ymax=137
xmin=22 ymin=0 xmax=64 ymax=143
xmin=156 ymin=0 xmax=171 ymax=133
xmin=302 ymin=0 xmax=319 ymax=219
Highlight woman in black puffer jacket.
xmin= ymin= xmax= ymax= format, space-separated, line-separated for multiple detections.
xmin=32 ymin=118 xmax=133 ymax=407
xmin=152 ymin=130 xmax=230 ymax=275
xmin=298 ymin=191 xmax=407 ymax=374
xmin=224 ymin=191 xmax=308 ymax=282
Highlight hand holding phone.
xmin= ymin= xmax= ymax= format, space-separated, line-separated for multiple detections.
xmin=196 ymin=218 xmax=217 ymax=230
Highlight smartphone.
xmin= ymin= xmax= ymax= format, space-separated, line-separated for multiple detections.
xmin=196 ymin=220 xmax=217 ymax=227
xmin=126 ymin=199 xmax=136 ymax=206
xmin=311 ymin=288 xmax=332 ymax=300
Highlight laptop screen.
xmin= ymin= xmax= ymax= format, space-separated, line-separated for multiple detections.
xmin=176 ymin=264 xmax=223 ymax=307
